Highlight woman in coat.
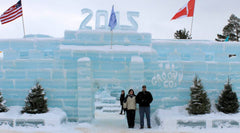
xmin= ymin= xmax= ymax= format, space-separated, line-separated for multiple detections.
xmin=123 ymin=89 xmax=136 ymax=128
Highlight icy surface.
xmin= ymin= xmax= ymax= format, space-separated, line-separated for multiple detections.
xmin=77 ymin=57 xmax=90 ymax=62
xmin=131 ymin=56 xmax=144 ymax=63
xmin=24 ymin=34 xmax=53 ymax=39
xmin=60 ymin=45 xmax=154 ymax=53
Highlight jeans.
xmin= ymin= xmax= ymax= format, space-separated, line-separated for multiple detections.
xmin=139 ymin=106 xmax=151 ymax=127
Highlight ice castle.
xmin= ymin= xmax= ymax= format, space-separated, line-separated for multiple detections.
xmin=1 ymin=12 xmax=240 ymax=122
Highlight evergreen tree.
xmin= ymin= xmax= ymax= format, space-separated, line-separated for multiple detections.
xmin=186 ymin=76 xmax=211 ymax=115
xmin=0 ymin=92 xmax=8 ymax=112
xmin=22 ymin=82 xmax=48 ymax=114
xmin=174 ymin=28 xmax=192 ymax=39
xmin=216 ymin=14 xmax=240 ymax=42
xmin=216 ymin=79 xmax=239 ymax=113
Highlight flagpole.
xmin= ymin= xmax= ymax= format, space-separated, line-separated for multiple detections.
xmin=190 ymin=0 xmax=196 ymax=39
xmin=21 ymin=0 xmax=26 ymax=37
xmin=110 ymin=30 xmax=113 ymax=49
xmin=21 ymin=16 xmax=26 ymax=37
xmin=109 ymin=5 xmax=117 ymax=49
xmin=190 ymin=16 xmax=194 ymax=38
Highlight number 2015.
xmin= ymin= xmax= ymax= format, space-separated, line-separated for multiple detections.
xmin=79 ymin=8 xmax=139 ymax=31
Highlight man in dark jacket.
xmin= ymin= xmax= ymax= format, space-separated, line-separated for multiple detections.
xmin=136 ymin=85 xmax=153 ymax=129
xmin=119 ymin=90 xmax=125 ymax=115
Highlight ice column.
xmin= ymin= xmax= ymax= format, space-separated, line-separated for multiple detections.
xmin=129 ymin=56 xmax=144 ymax=90
xmin=77 ymin=57 xmax=94 ymax=122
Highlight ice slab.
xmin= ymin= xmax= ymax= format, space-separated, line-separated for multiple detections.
xmin=64 ymin=30 xmax=151 ymax=46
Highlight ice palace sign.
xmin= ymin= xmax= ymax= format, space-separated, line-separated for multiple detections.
xmin=0 ymin=9 xmax=240 ymax=122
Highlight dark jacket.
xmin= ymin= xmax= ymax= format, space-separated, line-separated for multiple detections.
xmin=136 ymin=91 xmax=153 ymax=107
xmin=120 ymin=94 xmax=125 ymax=105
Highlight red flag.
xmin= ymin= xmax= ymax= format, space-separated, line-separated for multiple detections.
xmin=171 ymin=0 xmax=195 ymax=20
xmin=0 ymin=0 xmax=23 ymax=25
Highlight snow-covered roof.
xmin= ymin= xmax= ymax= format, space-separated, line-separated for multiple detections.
xmin=60 ymin=45 xmax=155 ymax=53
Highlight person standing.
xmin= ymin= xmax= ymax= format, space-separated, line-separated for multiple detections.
xmin=123 ymin=89 xmax=136 ymax=128
xmin=119 ymin=90 xmax=125 ymax=115
xmin=136 ymin=85 xmax=153 ymax=129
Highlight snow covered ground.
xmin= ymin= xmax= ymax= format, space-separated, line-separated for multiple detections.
xmin=1 ymin=105 xmax=240 ymax=133
xmin=0 ymin=90 xmax=239 ymax=133
xmin=0 ymin=106 xmax=77 ymax=133
xmin=153 ymin=105 xmax=240 ymax=133
xmin=0 ymin=106 xmax=66 ymax=126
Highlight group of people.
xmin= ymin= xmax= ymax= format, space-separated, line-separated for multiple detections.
xmin=119 ymin=85 xmax=153 ymax=129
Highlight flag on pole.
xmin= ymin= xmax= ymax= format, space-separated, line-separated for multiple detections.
xmin=0 ymin=0 xmax=23 ymax=25
xmin=171 ymin=0 xmax=195 ymax=20
xmin=108 ymin=5 xmax=117 ymax=31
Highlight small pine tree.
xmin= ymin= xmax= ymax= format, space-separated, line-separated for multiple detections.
xmin=22 ymin=82 xmax=48 ymax=114
xmin=186 ymin=76 xmax=211 ymax=115
xmin=0 ymin=92 xmax=8 ymax=112
xmin=174 ymin=28 xmax=192 ymax=39
xmin=216 ymin=78 xmax=239 ymax=113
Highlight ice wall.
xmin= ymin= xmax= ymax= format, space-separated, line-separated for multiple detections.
xmin=0 ymin=30 xmax=154 ymax=122
xmin=150 ymin=40 xmax=240 ymax=111
xmin=0 ymin=30 xmax=240 ymax=122
xmin=64 ymin=30 xmax=151 ymax=46
xmin=0 ymin=39 xmax=80 ymax=121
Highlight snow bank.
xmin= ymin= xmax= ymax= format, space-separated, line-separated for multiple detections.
xmin=0 ymin=106 xmax=67 ymax=127
xmin=153 ymin=105 xmax=240 ymax=131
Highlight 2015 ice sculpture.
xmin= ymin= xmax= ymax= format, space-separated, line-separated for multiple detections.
xmin=80 ymin=8 xmax=139 ymax=31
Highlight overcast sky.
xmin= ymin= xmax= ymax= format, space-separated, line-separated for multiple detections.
xmin=0 ymin=0 xmax=239 ymax=40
